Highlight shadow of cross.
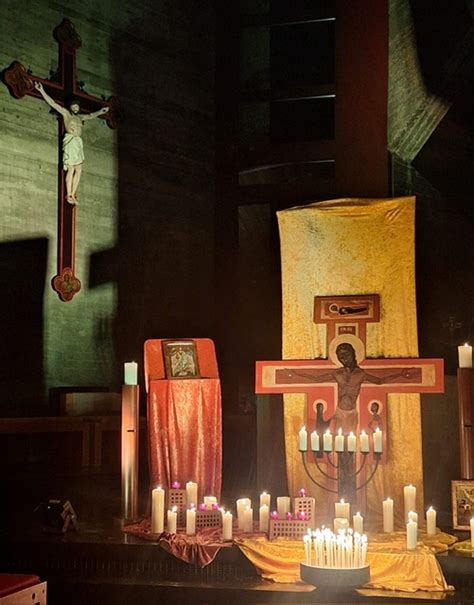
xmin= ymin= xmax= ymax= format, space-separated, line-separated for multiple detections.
xmin=2 ymin=18 xmax=121 ymax=302
xmin=256 ymin=295 xmax=444 ymax=504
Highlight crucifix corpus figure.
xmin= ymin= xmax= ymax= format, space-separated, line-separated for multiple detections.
xmin=34 ymin=81 xmax=109 ymax=204
xmin=282 ymin=342 xmax=418 ymax=434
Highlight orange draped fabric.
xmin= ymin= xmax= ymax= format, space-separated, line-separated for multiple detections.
xmin=147 ymin=378 xmax=222 ymax=499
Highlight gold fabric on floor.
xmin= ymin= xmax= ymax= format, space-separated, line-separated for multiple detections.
xmin=277 ymin=197 xmax=422 ymax=524
xmin=235 ymin=533 xmax=454 ymax=592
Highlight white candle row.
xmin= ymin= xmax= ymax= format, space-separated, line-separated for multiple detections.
xmin=299 ymin=426 xmax=382 ymax=454
xmin=304 ymin=528 xmax=368 ymax=569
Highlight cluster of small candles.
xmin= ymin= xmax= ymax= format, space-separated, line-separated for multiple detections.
xmin=298 ymin=426 xmax=382 ymax=454
xmin=303 ymin=528 xmax=368 ymax=569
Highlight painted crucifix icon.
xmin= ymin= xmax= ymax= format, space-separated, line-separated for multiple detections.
xmin=2 ymin=18 xmax=121 ymax=302
xmin=256 ymin=294 xmax=444 ymax=503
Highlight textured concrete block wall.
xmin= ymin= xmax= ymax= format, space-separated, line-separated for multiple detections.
xmin=0 ymin=0 xmax=215 ymax=412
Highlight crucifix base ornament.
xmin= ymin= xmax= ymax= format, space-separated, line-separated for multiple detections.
xmin=256 ymin=294 xmax=444 ymax=506
xmin=2 ymin=19 xmax=121 ymax=302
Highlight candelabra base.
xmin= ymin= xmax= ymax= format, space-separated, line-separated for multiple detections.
xmin=300 ymin=563 xmax=370 ymax=590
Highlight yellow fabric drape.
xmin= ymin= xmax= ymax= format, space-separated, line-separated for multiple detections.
xmin=236 ymin=533 xmax=454 ymax=592
xmin=277 ymin=197 xmax=422 ymax=524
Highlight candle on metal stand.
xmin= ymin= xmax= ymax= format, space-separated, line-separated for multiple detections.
xmin=359 ymin=430 xmax=369 ymax=453
xmin=347 ymin=432 xmax=356 ymax=452
xmin=310 ymin=431 xmax=320 ymax=452
xmin=335 ymin=428 xmax=344 ymax=453
xmin=323 ymin=429 xmax=333 ymax=452
xmin=458 ymin=343 xmax=473 ymax=368
xmin=299 ymin=426 xmax=308 ymax=451
xmin=373 ymin=427 xmax=383 ymax=453
xmin=124 ymin=361 xmax=138 ymax=385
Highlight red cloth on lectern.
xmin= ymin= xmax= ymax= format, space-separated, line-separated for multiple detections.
xmin=145 ymin=339 xmax=222 ymax=500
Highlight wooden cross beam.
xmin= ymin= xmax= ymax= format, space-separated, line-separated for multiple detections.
xmin=2 ymin=18 xmax=121 ymax=302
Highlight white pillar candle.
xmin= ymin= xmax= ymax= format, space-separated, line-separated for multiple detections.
xmin=310 ymin=431 xmax=320 ymax=452
xmin=333 ymin=517 xmax=349 ymax=532
xmin=406 ymin=519 xmax=417 ymax=550
xmin=353 ymin=512 xmax=363 ymax=534
xmin=359 ymin=430 xmax=370 ymax=453
xmin=167 ymin=507 xmax=177 ymax=533
xmin=236 ymin=497 xmax=251 ymax=529
xmin=277 ymin=496 xmax=291 ymax=518
xmin=124 ymin=361 xmax=138 ymax=385
xmin=335 ymin=498 xmax=350 ymax=520
xmin=458 ymin=343 xmax=473 ymax=368
xmin=347 ymin=432 xmax=356 ymax=452
xmin=259 ymin=504 xmax=269 ymax=532
xmin=335 ymin=428 xmax=344 ymax=453
xmin=408 ymin=510 xmax=418 ymax=523
xmin=260 ymin=491 xmax=271 ymax=508
xmin=223 ymin=511 xmax=233 ymax=541
xmin=151 ymin=486 xmax=165 ymax=533
xmin=186 ymin=507 xmax=196 ymax=535
xmin=323 ymin=429 xmax=333 ymax=452
xmin=373 ymin=428 xmax=383 ymax=453
xmin=203 ymin=496 xmax=217 ymax=510
xmin=186 ymin=481 xmax=198 ymax=507
xmin=426 ymin=506 xmax=436 ymax=535
xmin=404 ymin=484 xmax=417 ymax=522
xmin=298 ymin=426 xmax=308 ymax=451
xmin=383 ymin=497 xmax=394 ymax=532
xmin=243 ymin=506 xmax=253 ymax=532
xmin=470 ymin=518 xmax=474 ymax=548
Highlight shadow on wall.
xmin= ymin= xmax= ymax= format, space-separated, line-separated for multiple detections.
xmin=0 ymin=238 xmax=47 ymax=415
xmin=89 ymin=6 xmax=216 ymax=389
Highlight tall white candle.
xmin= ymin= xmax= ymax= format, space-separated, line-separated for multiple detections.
xmin=426 ymin=506 xmax=436 ymax=535
xmin=406 ymin=519 xmax=417 ymax=550
xmin=383 ymin=497 xmax=394 ymax=532
xmin=124 ymin=361 xmax=138 ymax=385
xmin=335 ymin=498 xmax=350 ymax=520
xmin=277 ymin=496 xmax=291 ymax=518
xmin=323 ymin=429 xmax=333 ymax=452
xmin=167 ymin=507 xmax=177 ymax=533
xmin=335 ymin=428 xmax=344 ymax=453
xmin=353 ymin=512 xmax=363 ymax=534
xmin=151 ymin=486 xmax=165 ymax=533
xmin=310 ymin=431 xmax=320 ymax=452
xmin=236 ymin=497 xmax=251 ymax=529
xmin=347 ymin=432 xmax=356 ymax=452
xmin=260 ymin=491 xmax=271 ymax=508
xmin=186 ymin=481 xmax=198 ymax=507
xmin=259 ymin=504 xmax=269 ymax=532
xmin=458 ymin=343 xmax=473 ymax=368
xmin=243 ymin=506 xmax=253 ymax=533
xmin=298 ymin=426 xmax=308 ymax=451
xmin=470 ymin=518 xmax=474 ymax=548
xmin=404 ymin=485 xmax=417 ymax=522
xmin=186 ymin=507 xmax=196 ymax=535
xmin=359 ymin=430 xmax=369 ymax=453
xmin=223 ymin=511 xmax=233 ymax=541
xmin=373 ymin=428 xmax=383 ymax=453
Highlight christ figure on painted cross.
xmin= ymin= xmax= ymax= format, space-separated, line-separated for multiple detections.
xmin=35 ymin=81 xmax=109 ymax=204
xmin=280 ymin=342 xmax=417 ymax=434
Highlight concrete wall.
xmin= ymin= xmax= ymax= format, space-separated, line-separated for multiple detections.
xmin=0 ymin=0 xmax=215 ymax=413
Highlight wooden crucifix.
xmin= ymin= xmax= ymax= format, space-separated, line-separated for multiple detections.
xmin=256 ymin=295 xmax=444 ymax=502
xmin=2 ymin=19 xmax=121 ymax=302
